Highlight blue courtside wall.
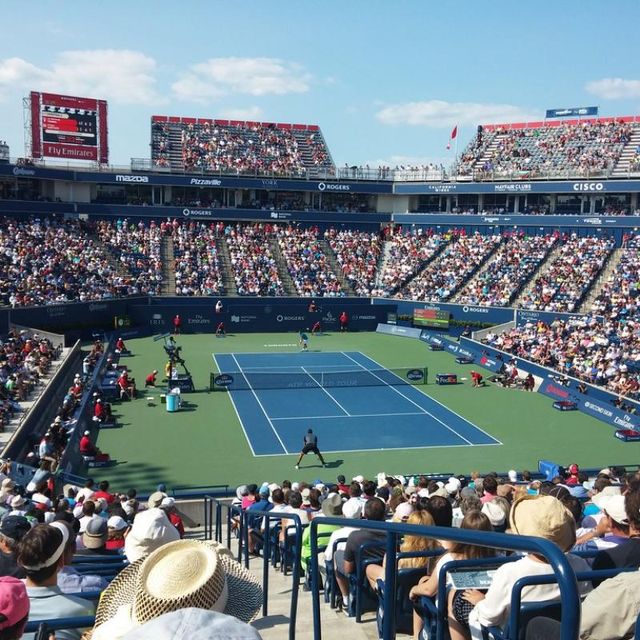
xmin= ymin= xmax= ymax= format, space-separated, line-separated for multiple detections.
xmin=371 ymin=297 xmax=514 ymax=325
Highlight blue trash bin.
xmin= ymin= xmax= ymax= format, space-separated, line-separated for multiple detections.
xmin=166 ymin=392 xmax=179 ymax=413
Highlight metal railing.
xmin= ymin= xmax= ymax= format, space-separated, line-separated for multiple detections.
xmin=309 ymin=519 xmax=582 ymax=640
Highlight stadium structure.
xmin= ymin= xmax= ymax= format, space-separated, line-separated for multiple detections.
xmin=2 ymin=93 xmax=640 ymax=639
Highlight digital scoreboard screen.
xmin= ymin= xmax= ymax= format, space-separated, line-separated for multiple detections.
xmin=30 ymin=91 xmax=108 ymax=163
xmin=413 ymin=308 xmax=450 ymax=329
xmin=42 ymin=106 xmax=97 ymax=146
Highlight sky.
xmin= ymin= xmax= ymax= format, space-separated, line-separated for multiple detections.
xmin=0 ymin=0 xmax=639 ymax=167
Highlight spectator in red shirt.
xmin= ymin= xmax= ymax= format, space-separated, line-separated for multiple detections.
xmin=105 ymin=516 xmax=128 ymax=551
xmin=161 ymin=497 xmax=185 ymax=538
xmin=92 ymin=480 xmax=115 ymax=505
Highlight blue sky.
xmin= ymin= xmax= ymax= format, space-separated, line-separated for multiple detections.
xmin=0 ymin=0 xmax=639 ymax=167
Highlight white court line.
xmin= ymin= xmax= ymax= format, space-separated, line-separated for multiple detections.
xmin=349 ymin=351 xmax=503 ymax=446
xmin=212 ymin=354 xmax=257 ymax=457
xmin=251 ymin=441 xmax=503 ymax=457
xmin=300 ymin=366 xmax=351 ymax=417
xmin=271 ymin=411 xmax=426 ymax=421
xmin=340 ymin=351 xmax=475 ymax=446
xmin=229 ymin=354 xmax=289 ymax=455
xmin=237 ymin=364 xmax=357 ymax=371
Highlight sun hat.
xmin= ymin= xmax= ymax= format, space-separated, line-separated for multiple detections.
xmin=509 ymin=495 xmax=576 ymax=552
xmin=598 ymin=494 xmax=629 ymax=525
xmin=445 ymin=477 xmax=461 ymax=494
xmin=481 ymin=500 xmax=507 ymax=528
xmin=10 ymin=495 xmax=26 ymax=509
xmin=160 ymin=497 xmax=176 ymax=509
xmin=124 ymin=508 xmax=181 ymax=563
xmin=120 ymin=608 xmax=263 ymax=640
xmin=147 ymin=492 xmax=166 ymax=509
xmin=83 ymin=517 xmax=108 ymax=549
xmin=1 ymin=478 xmax=15 ymax=490
xmin=591 ymin=485 xmax=621 ymax=509
xmin=90 ymin=540 xmax=262 ymax=640
xmin=508 ymin=470 xmax=518 ymax=483
xmin=108 ymin=516 xmax=129 ymax=531
xmin=460 ymin=486 xmax=476 ymax=499
xmin=0 ymin=576 xmax=29 ymax=632
xmin=342 ymin=500 xmax=362 ymax=520
xmin=300 ymin=488 xmax=311 ymax=505
xmin=321 ymin=493 xmax=344 ymax=517
xmin=352 ymin=475 xmax=364 ymax=484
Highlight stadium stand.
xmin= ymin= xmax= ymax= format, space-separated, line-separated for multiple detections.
xmin=456 ymin=232 xmax=558 ymax=307
xmin=0 ymin=217 xmax=145 ymax=307
xmin=151 ymin=116 xmax=334 ymax=177
xmin=456 ymin=117 xmax=637 ymax=180
xmin=93 ymin=219 xmax=164 ymax=296
xmin=398 ymin=231 xmax=502 ymax=302
xmin=171 ymin=220 xmax=225 ymax=296
xmin=371 ymin=228 xmax=447 ymax=296
xmin=518 ymin=234 xmax=615 ymax=312
xmin=325 ymin=229 xmax=382 ymax=296
xmin=276 ymin=226 xmax=345 ymax=297
xmin=225 ymin=223 xmax=285 ymax=296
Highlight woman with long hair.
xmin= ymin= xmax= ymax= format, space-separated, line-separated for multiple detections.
xmin=366 ymin=510 xmax=441 ymax=589
xmin=408 ymin=510 xmax=494 ymax=640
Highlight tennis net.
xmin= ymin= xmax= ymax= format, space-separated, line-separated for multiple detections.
xmin=210 ymin=367 xmax=428 ymax=391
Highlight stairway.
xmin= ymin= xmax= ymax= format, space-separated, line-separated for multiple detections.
xmin=319 ymin=239 xmax=356 ymax=295
xmin=578 ymin=247 xmax=624 ymax=312
xmin=611 ymin=127 xmax=640 ymax=177
xmin=160 ymin=236 xmax=175 ymax=295
xmin=451 ymin=240 xmax=505 ymax=303
xmin=471 ymin=133 xmax=506 ymax=173
xmin=215 ymin=237 xmax=238 ymax=296
xmin=392 ymin=241 xmax=448 ymax=297
xmin=292 ymin=128 xmax=335 ymax=178
xmin=511 ymin=242 xmax=566 ymax=308
xmin=167 ymin=126 xmax=185 ymax=171
xmin=269 ymin=239 xmax=298 ymax=295
xmin=375 ymin=241 xmax=392 ymax=290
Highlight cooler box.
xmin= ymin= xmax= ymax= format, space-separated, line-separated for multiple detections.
xmin=166 ymin=392 xmax=179 ymax=413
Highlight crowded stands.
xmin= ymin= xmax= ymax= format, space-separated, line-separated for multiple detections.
xmin=456 ymin=232 xmax=558 ymax=307
xmin=173 ymin=120 xmax=334 ymax=176
xmin=457 ymin=119 xmax=635 ymax=179
xmin=171 ymin=220 xmax=225 ymax=296
xmin=0 ymin=217 xmax=137 ymax=307
xmin=5 ymin=463 xmax=637 ymax=638
xmin=93 ymin=219 xmax=164 ymax=296
xmin=225 ymin=223 xmax=285 ymax=296
xmin=277 ymin=226 xmax=344 ymax=297
xmin=326 ymin=229 xmax=382 ymax=296
xmin=371 ymin=228 xmax=447 ymax=296
xmin=399 ymin=231 xmax=502 ymax=302
xmin=519 ymin=234 xmax=614 ymax=312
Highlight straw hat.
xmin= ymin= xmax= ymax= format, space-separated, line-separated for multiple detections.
xmin=509 ymin=495 xmax=576 ymax=552
xmin=91 ymin=540 xmax=262 ymax=640
xmin=320 ymin=493 xmax=343 ymax=518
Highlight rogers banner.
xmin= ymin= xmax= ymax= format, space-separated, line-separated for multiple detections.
xmin=30 ymin=92 xmax=108 ymax=163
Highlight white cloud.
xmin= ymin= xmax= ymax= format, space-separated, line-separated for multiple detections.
xmin=217 ymin=106 xmax=264 ymax=120
xmin=376 ymin=100 xmax=538 ymax=127
xmin=586 ymin=78 xmax=640 ymax=99
xmin=172 ymin=57 xmax=311 ymax=101
xmin=0 ymin=50 xmax=161 ymax=104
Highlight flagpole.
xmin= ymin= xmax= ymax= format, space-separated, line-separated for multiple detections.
xmin=455 ymin=124 xmax=459 ymax=162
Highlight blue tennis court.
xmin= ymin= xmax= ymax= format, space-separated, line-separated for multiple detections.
xmin=212 ymin=351 xmax=501 ymax=456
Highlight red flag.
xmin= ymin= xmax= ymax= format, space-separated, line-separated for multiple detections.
xmin=450 ymin=125 xmax=458 ymax=140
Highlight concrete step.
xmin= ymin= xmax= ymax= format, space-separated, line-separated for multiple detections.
xmin=216 ymin=237 xmax=239 ymax=296
xmin=270 ymin=238 xmax=298 ymax=296
xmin=160 ymin=236 xmax=175 ymax=295
xmin=319 ymin=239 xmax=356 ymax=295
xmin=579 ymin=247 xmax=624 ymax=312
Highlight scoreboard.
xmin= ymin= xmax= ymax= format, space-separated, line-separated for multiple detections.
xmin=30 ymin=92 xmax=108 ymax=163
xmin=413 ymin=308 xmax=450 ymax=329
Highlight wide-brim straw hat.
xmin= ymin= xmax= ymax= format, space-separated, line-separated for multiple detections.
xmin=90 ymin=540 xmax=262 ymax=640
xmin=509 ymin=495 xmax=576 ymax=552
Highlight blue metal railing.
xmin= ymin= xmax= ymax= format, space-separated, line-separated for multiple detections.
xmin=240 ymin=509 xmax=304 ymax=640
xmin=309 ymin=519 xmax=583 ymax=640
